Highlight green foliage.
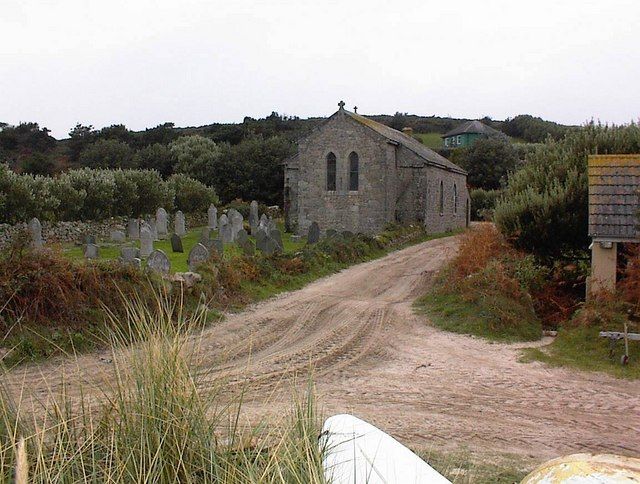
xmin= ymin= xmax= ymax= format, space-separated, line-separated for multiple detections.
xmin=451 ymin=137 xmax=518 ymax=189
xmin=79 ymin=138 xmax=135 ymax=169
xmin=171 ymin=134 xmax=222 ymax=185
xmin=502 ymin=114 xmax=568 ymax=143
xmin=0 ymin=165 xmax=212 ymax=222
xmin=169 ymin=173 xmax=218 ymax=213
xmin=19 ymin=152 xmax=57 ymax=176
xmin=469 ymin=188 xmax=502 ymax=220
xmin=133 ymin=142 xmax=177 ymax=177
xmin=495 ymin=121 xmax=640 ymax=257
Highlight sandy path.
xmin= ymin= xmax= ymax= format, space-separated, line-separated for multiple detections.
xmin=5 ymin=234 xmax=640 ymax=464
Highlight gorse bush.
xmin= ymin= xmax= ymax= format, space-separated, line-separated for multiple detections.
xmin=495 ymin=121 xmax=640 ymax=258
xmin=0 ymin=165 xmax=217 ymax=222
xmin=469 ymin=188 xmax=502 ymax=221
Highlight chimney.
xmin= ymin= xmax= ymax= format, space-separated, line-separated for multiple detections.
xmin=402 ymin=127 xmax=414 ymax=138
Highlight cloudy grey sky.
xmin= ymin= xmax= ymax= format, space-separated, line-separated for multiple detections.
xmin=2 ymin=0 xmax=639 ymax=138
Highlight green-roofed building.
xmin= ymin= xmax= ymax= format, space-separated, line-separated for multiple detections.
xmin=442 ymin=120 xmax=503 ymax=148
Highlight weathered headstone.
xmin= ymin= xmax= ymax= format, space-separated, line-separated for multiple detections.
xmin=219 ymin=215 xmax=233 ymax=243
xmin=249 ymin=201 xmax=259 ymax=233
xmin=188 ymin=243 xmax=210 ymax=271
xmin=266 ymin=216 xmax=277 ymax=233
xmin=110 ymin=230 xmax=126 ymax=242
xmin=240 ymin=239 xmax=255 ymax=256
xmin=147 ymin=249 xmax=171 ymax=275
xmin=28 ymin=217 xmax=43 ymax=249
xmin=307 ymin=222 xmax=320 ymax=244
xmin=148 ymin=218 xmax=158 ymax=240
xmin=259 ymin=214 xmax=269 ymax=230
xmin=140 ymin=226 xmax=153 ymax=257
xmin=127 ymin=218 xmax=140 ymax=239
xmin=200 ymin=227 xmax=211 ymax=244
xmin=84 ymin=243 xmax=99 ymax=259
xmin=208 ymin=204 xmax=218 ymax=229
xmin=170 ymin=233 xmax=184 ymax=253
xmin=269 ymin=228 xmax=283 ymax=251
xmin=120 ymin=246 xmax=140 ymax=263
xmin=156 ymin=208 xmax=168 ymax=239
xmin=174 ymin=210 xmax=186 ymax=236
xmin=236 ymin=228 xmax=249 ymax=245
xmin=228 ymin=209 xmax=244 ymax=241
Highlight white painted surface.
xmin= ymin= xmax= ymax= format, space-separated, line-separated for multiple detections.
xmin=321 ymin=414 xmax=451 ymax=484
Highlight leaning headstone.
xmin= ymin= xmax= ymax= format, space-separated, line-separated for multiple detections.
xmin=120 ymin=246 xmax=140 ymax=263
xmin=236 ymin=228 xmax=249 ymax=245
xmin=170 ymin=233 xmax=184 ymax=253
xmin=269 ymin=228 xmax=283 ymax=251
xmin=84 ymin=243 xmax=99 ymax=259
xmin=28 ymin=217 xmax=43 ymax=249
xmin=188 ymin=243 xmax=210 ymax=271
xmin=174 ymin=210 xmax=186 ymax=236
xmin=140 ymin=227 xmax=153 ymax=257
xmin=249 ymin=201 xmax=259 ymax=233
xmin=307 ymin=222 xmax=320 ymax=244
xmin=147 ymin=249 xmax=171 ymax=275
xmin=110 ymin=230 xmax=126 ymax=243
xmin=240 ymin=239 xmax=255 ymax=256
xmin=156 ymin=208 xmax=168 ymax=239
xmin=208 ymin=204 xmax=218 ymax=229
xmin=127 ymin=218 xmax=140 ymax=239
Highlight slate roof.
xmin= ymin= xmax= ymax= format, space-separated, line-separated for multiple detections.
xmin=345 ymin=111 xmax=467 ymax=174
xmin=588 ymin=155 xmax=640 ymax=241
xmin=442 ymin=120 xmax=502 ymax=138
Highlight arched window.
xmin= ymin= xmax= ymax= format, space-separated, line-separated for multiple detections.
xmin=453 ymin=183 xmax=458 ymax=214
xmin=349 ymin=152 xmax=359 ymax=191
xmin=439 ymin=180 xmax=444 ymax=215
xmin=326 ymin=152 xmax=336 ymax=191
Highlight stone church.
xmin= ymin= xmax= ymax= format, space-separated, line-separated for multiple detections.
xmin=284 ymin=102 xmax=469 ymax=235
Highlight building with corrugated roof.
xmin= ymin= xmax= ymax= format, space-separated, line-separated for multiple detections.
xmin=588 ymin=154 xmax=640 ymax=294
xmin=283 ymin=102 xmax=469 ymax=235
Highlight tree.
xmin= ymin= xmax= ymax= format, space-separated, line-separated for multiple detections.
xmin=133 ymin=143 xmax=177 ymax=177
xmin=20 ymin=152 xmax=57 ymax=176
xmin=494 ymin=121 xmax=640 ymax=258
xmin=451 ymin=137 xmax=518 ymax=190
xmin=67 ymin=124 xmax=96 ymax=162
xmin=78 ymin=139 xmax=135 ymax=169
xmin=170 ymin=135 xmax=221 ymax=186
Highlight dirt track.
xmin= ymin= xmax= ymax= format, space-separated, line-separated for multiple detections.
xmin=6 ymin=234 xmax=640 ymax=465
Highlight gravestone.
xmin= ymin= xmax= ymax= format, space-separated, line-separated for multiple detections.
xmin=240 ymin=239 xmax=255 ymax=256
xmin=228 ymin=209 xmax=243 ymax=241
xmin=147 ymin=249 xmax=171 ymax=275
xmin=147 ymin=218 xmax=159 ymax=240
xmin=269 ymin=228 xmax=283 ymax=251
xmin=28 ymin=217 xmax=43 ymax=249
xmin=325 ymin=229 xmax=337 ymax=239
xmin=140 ymin=226 xmax=153 ymax=257
xmin=219 ymin=215 xmax=233 ymax=243
xmin=174 ymin=210 xmax=186 ymax=236
xmin=156 ymin=208 xmax=168 ymax=239
xmin=127 ymin=218 xmax=140 ymax=239
xmin=200 ymin=228 xmax=211 ymax=244
xmin=307 ymin=222 xmax=320 ymax=244
xmin=255 ymin=227 xmax=267 ymax=247
xmin=208 ymin=204 xmax=218 ymax=229
xmin=120 ymin=246 xmax=140 ymax=263
xmin=266 ymin=216 xmax=277 ymax=233
xmin=211 ymin=238 xmax=224 ymax=256
xmin=236 ymin=228 xmax=249 ymax=245
xmin=110 ymin=230 xmax=126 ymax=242
xmin=249 ymin=201 xmax=259 ymax=233
xmin=259 ymin=214 xmax=269 ymax=230
xmin=84 ymin=234 xmax=96 ymax=245
xmin=188 ymin=243 xmax=210 ymax=271
xmin=84 ymin=243 xmax=99 ymax=259
xmin=170 ymin=233 xmax=184 ymax=253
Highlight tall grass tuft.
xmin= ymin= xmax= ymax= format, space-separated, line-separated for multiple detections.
xmin=0 ymin=290 xmax=326 ymax=482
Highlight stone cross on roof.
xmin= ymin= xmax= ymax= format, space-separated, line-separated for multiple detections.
xmin=338 ymin=100 xmax=345 ymax=110
xmin=353 ymin=106 xmax=358 ymax=113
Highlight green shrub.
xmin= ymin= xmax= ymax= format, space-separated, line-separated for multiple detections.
xmin=469 ymin=188 xmax=502 ymax=220
xmin=495 ymin=122 xmax=640 ymax=257
xmin=169 ymin=173 xmax=218 ymax=213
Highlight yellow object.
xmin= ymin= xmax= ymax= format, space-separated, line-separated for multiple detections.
xmin=522 ymin=453 xmax=640 ymax=483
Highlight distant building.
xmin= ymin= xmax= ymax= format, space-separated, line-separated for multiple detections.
xmin=283 ymin=102 xmax=469 ymax=236
xmin=588 ymin=155 xmax=640 ymax=295
xmin=442 ymin=120 xmax=503 ymax=148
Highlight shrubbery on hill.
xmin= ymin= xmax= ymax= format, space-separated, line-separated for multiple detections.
xmin=0 ymin=165 xmax=217 ymax=223
xmin=469 ymin=188 xmax=502 ymax=221
xmin=495 ymin=121 xmax=640 ymax=258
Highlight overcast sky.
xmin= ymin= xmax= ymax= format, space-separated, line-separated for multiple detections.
xmin=2 ymin=0 xmax=639 ymax=139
